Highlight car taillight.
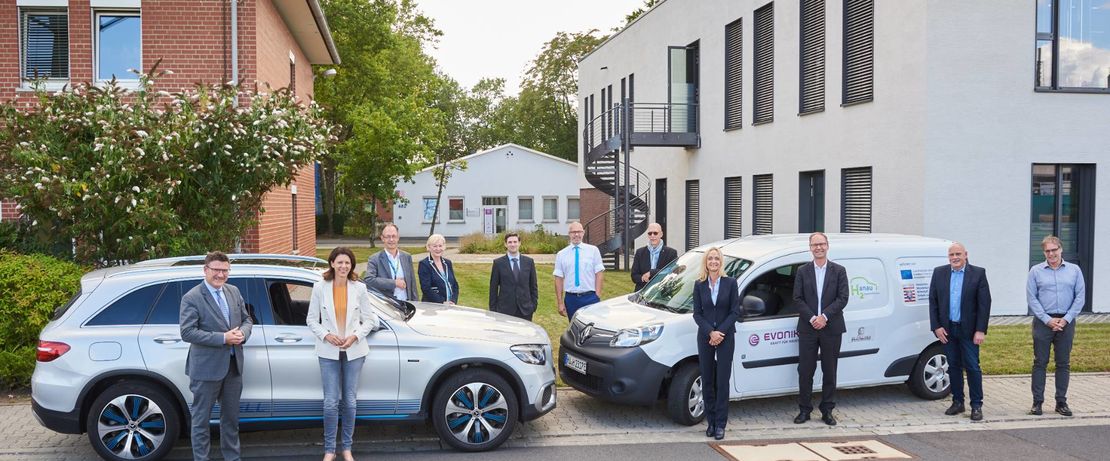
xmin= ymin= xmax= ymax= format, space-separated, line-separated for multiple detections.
xmin=37 ymin=341 xmax=70 ymax=362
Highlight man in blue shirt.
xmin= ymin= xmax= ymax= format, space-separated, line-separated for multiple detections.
xmin=1027 ymin=235 xmax=1085 ymax=417
xmin=929 ymin=242 xmax=992 ymax=421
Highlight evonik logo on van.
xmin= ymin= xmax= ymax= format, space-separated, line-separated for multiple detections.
xmin=850 ymin=276 xmax=880 ymax=299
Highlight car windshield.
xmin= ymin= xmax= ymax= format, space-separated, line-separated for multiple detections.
xmin=636 ymin=250 xmax=753 ymax=313
xmin=367 ymin=289 xmax=415 ymax=321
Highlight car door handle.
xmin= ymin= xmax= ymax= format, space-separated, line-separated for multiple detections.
xmin=275 ymin=334 xmax=303 ymax=343
xmin=153 ymin=336 xmax=181 ymax=344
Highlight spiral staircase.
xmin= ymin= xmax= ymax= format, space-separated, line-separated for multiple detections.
xmin=582 ymin=100 xmax=699 ymax=269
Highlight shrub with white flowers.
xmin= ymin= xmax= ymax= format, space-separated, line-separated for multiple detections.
xmin=0 ymin=67 xmax=334 ymax=266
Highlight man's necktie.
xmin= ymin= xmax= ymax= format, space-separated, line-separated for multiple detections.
xmin=511 ymin=258 xmax=520 ymax=280
xmin=573 ymin=246 xmax=580 ymax=287
xmin=215 ymin=289 xmax=230 ymax=325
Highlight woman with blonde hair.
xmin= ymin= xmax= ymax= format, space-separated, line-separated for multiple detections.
xmin=306 ymin=246 xmax=380 ymax=461
xmin=418 ymin=233 xmax=460 ymax=304
xmin=691 ymin=247 xmax=742 ymax=440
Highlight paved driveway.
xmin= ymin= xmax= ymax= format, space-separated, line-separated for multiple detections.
xmin=4 ymin=373 xmax=1110 ymax=460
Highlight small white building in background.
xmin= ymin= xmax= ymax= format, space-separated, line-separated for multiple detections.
xmin=393 ymin=144 xmax=582 ymax=239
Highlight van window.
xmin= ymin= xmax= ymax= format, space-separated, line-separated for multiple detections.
xmin=740 ymin=263 xmax=804 ymax=318
xmin=86 ymin=284 xmax=162 ymax=326
xmin=840 ymin=258 xmax=887 ymax=311
xmin=639 ymin=251 xmax=753 ymax=313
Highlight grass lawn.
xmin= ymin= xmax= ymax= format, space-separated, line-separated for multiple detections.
xmin=980 ymin=323 xmax=1110 ymax=375
xmin=315 ymin=246 xmax=428 ymax=263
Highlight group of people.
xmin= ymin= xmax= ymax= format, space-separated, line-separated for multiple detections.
xmin=687 ymin=232 xmax=1086 ymax=440
xmin=177 ymin=226 xmax=1086 ymax=459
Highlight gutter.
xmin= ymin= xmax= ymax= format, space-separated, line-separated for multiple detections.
xmin=307 ymin=0 xmax=342 ymax=65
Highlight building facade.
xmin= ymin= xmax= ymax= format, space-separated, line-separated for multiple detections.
xmin=393 ymin=144 xmax=581 ymax=239
xmin=1 ymin=0 xmax=339 ymax=255
xmin=578 ymin=0 xmax=1109 ymax=314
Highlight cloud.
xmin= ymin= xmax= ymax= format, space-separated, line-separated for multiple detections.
xmin=1056 ymin=38 xmax=1110 ymax=88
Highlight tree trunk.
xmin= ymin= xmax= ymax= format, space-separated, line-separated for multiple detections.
xmin=428 ymin=160 xmax=449 ymax=236
xmin=319 ymin=156 xmax=338 ymax=235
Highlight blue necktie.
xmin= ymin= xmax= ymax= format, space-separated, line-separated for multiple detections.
xmin=574 ymin=246 xmax=580 ymax=287
xmin=215 ymin=289 xmax=230 ymax=325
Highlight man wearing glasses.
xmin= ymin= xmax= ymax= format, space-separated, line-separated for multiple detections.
xmin=554 ymin=221 xmax=605 ymax=320
xmin=630 ymin=223 xmax=678 ymax=291
xmin=180 ymin=251 xmax=253 ymax=461
xmin=1027 ymin=235 xmax=1086 ymax=417
xmin=792 ymin=232 xmax=849 ymax=426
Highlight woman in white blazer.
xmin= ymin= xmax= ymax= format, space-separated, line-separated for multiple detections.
xmin=306 ymin=247 xmax=380 ymax=461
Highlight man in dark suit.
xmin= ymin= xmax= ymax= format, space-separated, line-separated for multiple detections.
xmin=180 ymin=251 xmax=253 ymax=461
xmin=364 ymin=223 xmax=418 ymax=301
xmin=631 ymin=222 xmax=678 ymax=291
xmin=929 ymin=242 xmax=992 ymax=421
xmin=792 ymin=232 xmax=849 ymax=426
xmin=489 ymin=232 xmax=539 ymax=320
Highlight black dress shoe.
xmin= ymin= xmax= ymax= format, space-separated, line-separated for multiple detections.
xmin=714 ymin=427 xmax=726 ymax=440
xmin=706 ymin=424 xmax=716 ymax=437
xmin=1055 ymin=404 xmax=1073 ymax=417
xmin=1029 ymin=403 xmax=1042 ymax=415
xmin=970 ymin=407 xmax=983 ymax=421
xmin=944 ymin=402 xmax=966 ymax=415
xmin=794 ymin=411 xmax=811 ymax=424
xmin=821 ymin=412 xmax=837 ymax=426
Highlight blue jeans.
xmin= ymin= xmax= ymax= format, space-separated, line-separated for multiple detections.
xmin=564 ymin=291 xmax=600 ymax=320
xmin=319 ymin=352 xmax=365 ymax=453
xmin=944 ymin=324 xmax=983 ymax=408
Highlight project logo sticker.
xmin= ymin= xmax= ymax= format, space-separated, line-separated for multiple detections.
xmin=748 ymin=334 xmax=760 ymax=346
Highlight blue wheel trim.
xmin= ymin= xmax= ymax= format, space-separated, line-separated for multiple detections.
xmin=483 ymin=412 xmax=506 ymax=424
xmin=454 ymin=390 xmax=473 ymax=409
xmin=139 ymin=420 xmax=164 ymax=430
xmin=129 ymin=396 xmax=141 ymax=419
xmin=478 ymin=387 xmax=496 ymax=408
xmin=134 ymin=433 xmax=149 ymax=456
xmin=471 ymin=425 xmax=484 ymax=443
xmin=105 ymin=431 xmax=128 ymax=450
xmin=103 ymin=408 xmax=128 ymax=425
xmin=448 ymin=415 xmax=471 ymax=429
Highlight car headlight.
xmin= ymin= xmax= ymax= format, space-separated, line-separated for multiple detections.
xmin=610 ymin=323 xmax=665 ymax=348
xmin=511 ymin=344 xmax=547 ymax=365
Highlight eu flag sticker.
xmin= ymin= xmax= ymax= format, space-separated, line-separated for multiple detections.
xmin=900 ymin=270 xmax=914 ymax=280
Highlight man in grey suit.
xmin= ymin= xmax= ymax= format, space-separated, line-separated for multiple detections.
xmin=489 ymin=232 xmax=539 ymax=320
xmin=364 ymin=222 xmax=418 ymax=301
xmin=180 ymin=251 xmax=253 ymax=461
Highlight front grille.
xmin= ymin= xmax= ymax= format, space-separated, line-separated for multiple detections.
xmin=569 ymin=318 xmax=617 ymax=347
xmin=562 ymin=367 xmax=603 ymax=392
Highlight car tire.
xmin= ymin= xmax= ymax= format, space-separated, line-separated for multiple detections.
xmin=86 ymin=381 xmax=180 ymax=461
xmin=665 ymin=362 xmax=705 ymax=426
xmin=432 ymin=368 xmax=519 ymax=452
xmin=909 ymin=344 xmax=951 ymax=400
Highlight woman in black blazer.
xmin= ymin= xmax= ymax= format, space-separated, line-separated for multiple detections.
xmin=691 ymin=247 xmax=742 ymax=440
xmin=418 ymin=234 xmax=460 ymax=304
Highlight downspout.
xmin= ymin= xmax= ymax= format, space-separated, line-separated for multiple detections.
xmin=231 ymin=0 xmax=242 ymax=253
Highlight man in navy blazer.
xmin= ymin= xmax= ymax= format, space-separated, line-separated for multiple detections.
xmin=489 ymin=233 xmax=539 ymax=320
xmin=792 ymin=232 xmax=849 ymax=426
xmin=929 ymin=242 xmax=992 ymax=421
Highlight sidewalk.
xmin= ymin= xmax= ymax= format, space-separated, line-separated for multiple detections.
xmin=3 ymin=373 xmax=1109 ymax=459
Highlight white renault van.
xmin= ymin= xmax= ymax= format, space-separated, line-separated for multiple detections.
xmin=559 ymin=234 xmax=952 ymax=425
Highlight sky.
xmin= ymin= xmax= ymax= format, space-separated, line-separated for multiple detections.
xmin=414 ymin=0 xmax=646 ymax=95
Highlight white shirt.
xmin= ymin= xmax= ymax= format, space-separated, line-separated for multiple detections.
xmin=813 ymin=261 xmax=827 ymax=321
xmin=386 ymin=250 xmax=407 ymax=301
xmin=553 ymin=242 xmax=605 ymax=293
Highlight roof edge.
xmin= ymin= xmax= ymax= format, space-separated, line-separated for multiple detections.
xmin=307 ymin=0 xmax=342 ymax=65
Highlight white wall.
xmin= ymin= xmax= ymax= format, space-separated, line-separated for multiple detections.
xmin=394 ymin=145 xmax=581 ymax=238
xmin=578 ymin=0 xmax=1110 ymax=314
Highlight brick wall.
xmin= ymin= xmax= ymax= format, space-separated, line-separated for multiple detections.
xmin=580 ymin=187 xmax=610 ymax=246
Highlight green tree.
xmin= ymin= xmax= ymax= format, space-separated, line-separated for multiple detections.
xmin=0 ymin=72 xmax=332 ymax=266
xmin=624 ymin=0 xmax=661 ymax=26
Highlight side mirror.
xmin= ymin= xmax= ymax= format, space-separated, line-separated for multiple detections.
xmin=742 ymin=295 xmax=766 ymax=317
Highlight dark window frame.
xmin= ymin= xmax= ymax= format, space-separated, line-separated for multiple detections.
xmin=840 ymin=166 xmax=873 ymax=233
xmin=799 ymin=0 xmax=826 ymax=115
xmin=19 ymin=8 xmax=70 ymax=83
xmin=1034 ymin=0 xmax=1110 ymax=94
xmin=724 ymin=176 xmax=743 ymax=238
xmin=753 ymin=2 xmax=775 ymax=125
xmin=685 ymin=179 xmax=700 ymax=251
xmin=724 ymin=17 xmax=743 ymax=130
xmin=752 ymin=173 xmax=774 ymax=235
xmin=842 ymin=0 xmax=875 ymax=106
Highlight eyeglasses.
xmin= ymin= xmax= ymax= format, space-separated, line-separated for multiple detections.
xmin=647 ymin=231 xmax=661 ymax=236
xmin=1043 ymin=247 xmax=1061 ymax=254
xmin=810 ymin=243 xmax=828 ymax=248
xmin=204 ymin=265 xmax=230 ymax=274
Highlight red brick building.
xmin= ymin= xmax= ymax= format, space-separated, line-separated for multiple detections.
xmin=1 ymin=0 xmax=339 ymax=255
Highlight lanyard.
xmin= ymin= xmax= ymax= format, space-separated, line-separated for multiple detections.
xmin=431 ymin=258 xmax=452 ymax=300
xmin=388 ymin=253 xmax=402 ymax=278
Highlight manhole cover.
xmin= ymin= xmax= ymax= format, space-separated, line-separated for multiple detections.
xmin=802 ymin=440 xmax=912 ymax=460
xmin=832 ymin=445 xmax=878 ymax=455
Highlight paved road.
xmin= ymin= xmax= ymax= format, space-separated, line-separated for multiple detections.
xmin=4 ymin=373 xmax=1109 ymax=460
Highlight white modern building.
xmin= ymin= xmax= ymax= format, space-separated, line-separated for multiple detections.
xmin=394 ymin=144 xmax=582 ymax=238
xmin=577 ymin=0 xmax=1109 ymax=314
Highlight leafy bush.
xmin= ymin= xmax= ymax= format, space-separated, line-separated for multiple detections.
xmin=0 ymin=66 xmax=334 ymax=266
xmin=0 ymin=252 xmax=83 ymax=389
xmin=459 ymin=226 xmax=568 ymax=254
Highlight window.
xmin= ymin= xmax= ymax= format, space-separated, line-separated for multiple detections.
xmin=95 ymin=11 xmax=141 ymax=81
xmin=422 ymin=197 xmax=438 ymax=223
xmin=685 ymin=180 xmax=700 ymax=251
xmin=518 ymin=196 xmax=534 ymax=221
xmin=448 ymin=197 xmax=464 ymax=222
xmin=20 ymin=8 xmax=69 ymax=82
xmin=268 ymin=279 xmax=314 ymax=326
xmin=800 ymin=0 xmax=826 ymax=114
xmin=753 ymin=3 xmax=775 ymax=125
xmin=145 ymin=282 xmax=183 ymax=325
xmin=841 ymin=166 xmax=872 ymax=233
xmin=1036 ymin=0 xmax=1110 ymax=91
xmin=724 ymin=176 xmax=743 ymax=238
xmin=753 ymin=174 xmax=773 ymax=235
xmin=740 ymin=263 xmax=803 ymax=317
xmin=86 ymin=284 xmax=161 ymax=326
xmin=289 ymin=52 xmax=296 ymax=93
xmin=542 ymin=197 xmax=558 ymax=221
xmin=482 ymin=196 xmax=507 ymax=206
xmin=724 ymin=18 xmax=743 ymax=129
xmin=843 ymin=0 xmax=874 ymax=105
xmin=567 ymin=197 xmax=580 ymax=221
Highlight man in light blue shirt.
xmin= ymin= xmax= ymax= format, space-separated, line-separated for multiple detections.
xmin=1026 ymin=235 xmax=1085 ymax=417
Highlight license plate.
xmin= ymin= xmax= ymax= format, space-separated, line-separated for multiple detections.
xmin=564 ymin=352 xmax=587 ymax=375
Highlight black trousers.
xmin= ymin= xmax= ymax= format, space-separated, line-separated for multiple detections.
xmin=697 ymin=334 xmax=735 ymax=428
xmin=797 ymin=330 xmax=842 ymax=413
